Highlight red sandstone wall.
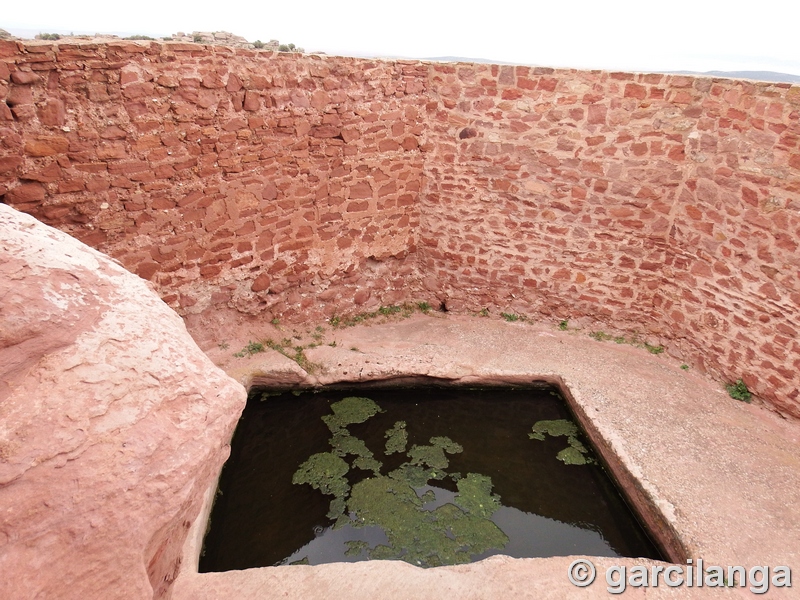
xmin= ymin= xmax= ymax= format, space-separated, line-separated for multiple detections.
xmin=2 ymin=41 xmax=799 ymax=418
xmin=0 ymin=40 xmax=428 ymax=319
xmin=421 ymin=64 xmax=800 ymax=418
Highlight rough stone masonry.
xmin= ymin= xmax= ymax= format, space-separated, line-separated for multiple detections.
xmin=0 ymin=38 xmax=798 ymax=418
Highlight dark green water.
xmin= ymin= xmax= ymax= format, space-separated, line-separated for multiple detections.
xmin=199 ymin=386 xmax=663 ymax=572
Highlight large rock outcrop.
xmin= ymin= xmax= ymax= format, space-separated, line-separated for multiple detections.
xmin=0 ymin=203 xmax=246 ymax=599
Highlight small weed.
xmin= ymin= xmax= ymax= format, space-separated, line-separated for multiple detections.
xmin=218 ymin=341 xmax=229 ymax=350
xmin=680 ymin=364 xmax=690 ymax=371
xmin=500 ymin=312 xmax=520 ymax=322
xmin=245 ymin=341 xmax=265 ymax=354
xmin=589 ymin=331 xmax=613 ymax=342
xmin=558 ymin=320 xmax=569 ymax=331
xmin=260 ymin=339 xmax=319 ymax=373
xmin=233 ymin=340 xmax=266 ymax=357
xmin=726 ymin=379 xmax=752 ymax=403
xmin=644 ymin=343 xmax=664 ymax=355
xmin=271 ymin=318 xmax=280 ymax=326
xmin=589 ymin=330 xmax=666 ymax=357
xmin=328 ymin=341 xmax=337 ymax=347
xmin=479 ymin=308 xmax=489 ymax=317
xmin=329 ymin=302 xmax=428 ymax=329
xmin=292 ymin=347 xmax=315 ymax=373
xmin=350 ymin=346 xmax=360 ymax=352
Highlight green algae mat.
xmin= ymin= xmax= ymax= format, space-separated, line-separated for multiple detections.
xmin=200 ymin=386 xmax=662 ymax=571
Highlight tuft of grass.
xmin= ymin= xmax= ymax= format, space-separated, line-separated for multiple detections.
xmin=644 ymin=342 xmax=665 ymax=355
xmin=479 ymin=308 xmax=489 ymax=317
xmin=500 ymin=312 xmax=521 ymax=322
xmin=218 ymin=341 xmax=229 ymax=350
xmin=680 ymin=364 xmax=690 ymax=371
xmin=589 ymin=331 xmax=613 ymax=342
xmin=558 ymin=320 xmax=569 ymax=331
xmin=271 ymin=318 xmax=280 ymax=326
xmin=589 ymin=330 xmax=666 ymax=356
xmin=726 ymin=379 xmax=752 ymax=403
xmin=254 ymin=339 xmax=319 ymax=373
xmin=329 ymin=302 xmax=429 ymax=329
xmin=233 ymin=340 xmax=266 ymax=357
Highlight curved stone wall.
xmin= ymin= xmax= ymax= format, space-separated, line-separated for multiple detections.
xmin=1 ymin=39 xmax=798 ymax=417
xmin=420 ymin=64 xmax=800 ymax=418
xmin=0 ymin=39 xmax=427 ymax=319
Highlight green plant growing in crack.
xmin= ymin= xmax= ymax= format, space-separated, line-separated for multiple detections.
xmin=329 ymin=302 xmax=436 ymax=329
xmin=528 ymin=419 xmax=596 ymax=466
xmin=643 ymin=342 xmax=665 ymax=355
xmin=588 ymin=331 xmax=666 ymax=356
xmin=291 ymin=396 xmax=509 ymax=566
xmin=589 ymin=331 xmax=613 ymax=342
xmin=236 ymin=338 xmax=319 ymax=373
xmin=233 ymin=340 xmax=266 ymax=357
xmin=726 ymin=379 xmax=752 ymax=403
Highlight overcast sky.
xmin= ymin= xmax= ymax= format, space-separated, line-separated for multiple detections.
xmin=5 ymin=0 xmax=800 ymax=76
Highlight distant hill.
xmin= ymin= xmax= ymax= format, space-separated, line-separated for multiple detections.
xmin=424 ymin=56 xmax=513 ymax=64
xmin=694 ymin=71 xmax=800 ymax=83
xmin=423 ymin=59 xmax=800 ymax=83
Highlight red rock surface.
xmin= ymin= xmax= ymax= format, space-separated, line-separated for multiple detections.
xmin=0 ymin=203 xmax=245 ymax=599
xmin=0 ymin=40 xmax=798 ymax=415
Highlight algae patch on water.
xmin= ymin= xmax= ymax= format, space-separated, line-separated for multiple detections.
xmin=529 ymin=419 xmax=596 ymax=466
xmin=292 ymin=452 xmax=352 ymax=518
xmin=292 ymin=395 xmax=508 ymax=567
xmin=322 ymin=396 xmax=383 ymax=431
xmin=384 ymin=420 xmax=408 ymax=455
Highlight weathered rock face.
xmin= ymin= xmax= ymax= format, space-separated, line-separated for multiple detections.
xmin=0 ymin=203 xmax=246 ymax=599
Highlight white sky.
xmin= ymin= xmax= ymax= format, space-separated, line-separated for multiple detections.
xmin=5 ymin=0 xmax=800 ymax=76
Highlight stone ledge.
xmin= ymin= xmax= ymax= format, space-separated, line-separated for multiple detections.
xmin=175 ymin=314 xmax=799 ymax=598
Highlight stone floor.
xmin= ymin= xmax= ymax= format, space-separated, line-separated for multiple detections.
xmin=175 ymin=313 xmax=799 ymax=598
